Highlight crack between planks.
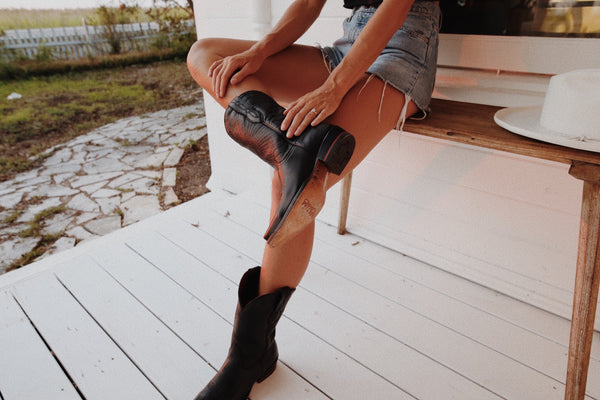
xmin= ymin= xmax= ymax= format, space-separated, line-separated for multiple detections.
xmin=52 ymin=273 xmax=168 ymax=400
xmin=11 ymin=293 xmax=87 ymax=400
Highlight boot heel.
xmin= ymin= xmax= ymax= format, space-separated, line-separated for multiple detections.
xmin=317 ymin=127 xmax=356 ymax=175
xmin=257 ymin=360 xmax=277 ymax=383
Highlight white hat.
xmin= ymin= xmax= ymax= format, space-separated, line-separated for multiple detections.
xmin=494 ymin=69 xmax=600 ymax=152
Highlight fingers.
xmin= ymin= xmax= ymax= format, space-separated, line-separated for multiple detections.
xmin=282 ymin=103 xmax=325 ymax=138
xmin=208 ymin=57 xmax=245 ymax=98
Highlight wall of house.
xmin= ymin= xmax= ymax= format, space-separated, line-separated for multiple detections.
xmin=192 ymin=0 xmax=599 ymax=329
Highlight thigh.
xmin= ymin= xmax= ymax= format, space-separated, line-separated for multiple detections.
xmin=187 ymin=38 xmax=330 ymax=106
xmin=324 ymin=74 xmax=418 ymax=190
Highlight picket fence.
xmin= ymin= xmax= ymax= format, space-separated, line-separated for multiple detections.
xmin=0 ymin=21 xmax=193 ymax=61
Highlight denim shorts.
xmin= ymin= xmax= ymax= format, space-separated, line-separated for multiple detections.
xmin=320 ymin=0 xmax=441 ymax=120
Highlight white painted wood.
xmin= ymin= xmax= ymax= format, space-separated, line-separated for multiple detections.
xmin=2 ymin=191 xmax=600 ymax=399
xmin=250 ymin=0 xmax=272 ymax=38
xmin=163 ymin=201 xmax=590 ymax=400
xmin=205 ymin=189 xmax=600 ymax=363
xmin=10 ymin=273 xmax=163 ymax=400
xmin=53 ymin=258 xmax=214 ymax=400
xmin=156 ymin=222 xmax=413 ymax=399
xmin=0 ymin=290 xmax=80 ymax=400
xmin=438 ymin=34 xmax=600 ymax=75
xmin=112 ymin=231 xmax=331 ymax=400
xmin=315 ymin=226 xmax=600 ymax=363
xmin=1 ymin=23 xmax=178 ymax=61
xmin=319 ymin=131 xmax=600 ymax=328
xmin=90 ymin=241 xmax=234 ymax=370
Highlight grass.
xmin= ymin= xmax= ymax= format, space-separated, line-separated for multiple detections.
xmin=0 ymin=7 xmax=191 ymax=31
xmin=0 ymin=8 xmax=153 ymax=31
xmin=18 ymin=206 xmax=67 ymax=238
xmin=9 ymin=232 xmax=65 ymax=271
xmin=0 ymin=59 xmax=202 ymax=182
xmin=0 ymin=9 xmax=96 ymax=30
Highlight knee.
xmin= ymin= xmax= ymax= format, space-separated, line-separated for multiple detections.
xmin=187 ymin=38 xmax=220 ymax=81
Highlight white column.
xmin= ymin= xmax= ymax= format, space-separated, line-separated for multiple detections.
xmin=250 ymin=0 xmax=272 ymax=39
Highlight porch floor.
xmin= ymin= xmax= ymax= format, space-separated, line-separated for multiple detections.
xmin=1 ymin=190 xmax=599 ymax=400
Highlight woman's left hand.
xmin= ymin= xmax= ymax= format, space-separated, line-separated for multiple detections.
xmin=281 ymin=82 xmax=345 ymax=138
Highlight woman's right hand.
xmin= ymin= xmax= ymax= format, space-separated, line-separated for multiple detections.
xmin=208 ymin=47 xmax=265 ymax=98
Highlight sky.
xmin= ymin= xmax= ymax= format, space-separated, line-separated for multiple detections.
xmin=0 ymin=0 xmax=155 ymax=8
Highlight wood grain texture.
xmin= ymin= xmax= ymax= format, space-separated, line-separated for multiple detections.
xmin=404 ymin=99 xmax=600 ymax=165
xmin=566 ymin=181 xmax=600 ymax=400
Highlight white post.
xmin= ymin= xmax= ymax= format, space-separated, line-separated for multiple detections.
xmin=249 ymin=0 xmax=272 ymax=39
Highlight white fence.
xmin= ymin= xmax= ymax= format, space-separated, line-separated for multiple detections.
xmin=0 ymin=21 xmax=193 ymax=61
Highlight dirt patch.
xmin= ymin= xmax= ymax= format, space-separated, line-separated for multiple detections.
xmin=173 ymin=135 xmax=212 ymax=202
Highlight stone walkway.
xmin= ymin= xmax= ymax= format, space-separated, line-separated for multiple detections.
xmin=0 ymin=101 xmax=207 ymax=274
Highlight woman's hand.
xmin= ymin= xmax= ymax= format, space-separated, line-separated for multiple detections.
xmin=281 ymin=81 xmax=345 ymax=138
xmin=209 ymin=48 xmax=266 ymax=98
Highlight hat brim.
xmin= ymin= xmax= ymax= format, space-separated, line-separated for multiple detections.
xmin=494 ymin=106 xmax=600 ymax=153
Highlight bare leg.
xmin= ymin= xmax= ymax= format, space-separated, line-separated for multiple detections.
xmin=260 ymin=74 xmax=417 ymax=293
xmin=187 ymin=38 xmax=417 ymax=295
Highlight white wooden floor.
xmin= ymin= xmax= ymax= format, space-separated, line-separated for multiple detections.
xmin=1 ymin=190 xmax=599 ymax=400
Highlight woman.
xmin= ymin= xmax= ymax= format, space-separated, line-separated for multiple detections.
xmin=187 ymin=0 xmax=441 ymax=398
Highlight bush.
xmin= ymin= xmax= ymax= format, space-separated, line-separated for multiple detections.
xmin=147 ymin=0 xmax=195 ymax=54
xmin=93 ymin=2 xmax=141 ymax=54
xmin=0 ymin=49 xmax=186 ymax=80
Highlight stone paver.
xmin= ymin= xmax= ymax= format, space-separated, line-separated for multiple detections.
xmin=0 ymin=101 xmax=207 ymax=274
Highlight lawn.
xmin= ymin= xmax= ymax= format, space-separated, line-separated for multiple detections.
xmin=0 ymin=60 xmax=203 ymax=181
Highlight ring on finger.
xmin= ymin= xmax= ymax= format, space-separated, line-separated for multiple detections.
xmin=309 ymin=108 xmax=317 ymax=115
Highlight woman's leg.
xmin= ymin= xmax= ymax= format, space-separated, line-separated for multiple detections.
xmin=188 ymin=38 xmax=330 ymax=296
xmin=260 ymin=74 xmax=417 ymax=293
xmin=187 ymin=38 xmax=417 ymax=295
xmin=189 ymin=37 xmax=418 ymax=400
xmin=187 ymin=38 xmax=330 ymax=108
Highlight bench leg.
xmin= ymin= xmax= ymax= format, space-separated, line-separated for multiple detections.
xmin=565 ymin=179 xmax=600 ymax=400
xmin=338 ymin=172 xmax=352 ymax=235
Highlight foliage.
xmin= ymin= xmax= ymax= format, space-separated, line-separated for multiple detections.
xmin=146 ymin=0 xmax=195 ymax=54
xmin=0 ymin=61 xmax=201 ymax=182
xmin=93 ymin=2 xmax=142 ymax=54
xmin=34 ymin=40 xmax=54 ymax=62
xmin=0 ymin=49 xmax=184 ymax=80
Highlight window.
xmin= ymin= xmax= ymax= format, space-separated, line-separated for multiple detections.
xmin=440 ymin=0 xmax=600 ymax=37
xmin=437 ymin=0 xmax=600 ymax=74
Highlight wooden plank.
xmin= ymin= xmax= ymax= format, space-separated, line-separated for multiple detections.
xmin=404 ymin=99 xmax=600 ymax=166
xmin=11 ymin=273 xmax=164 ymax=400
xmin=53 ymin=257 xmax=213 ymax=400
xmin=315 ymin=224 xmax=600 ymax=363
xmin=160 ymin=219 xmax=529 ymax=399
xmin=225 ymin=189 xmax=600 ymax=363
xmin=565 ymin=179 xmax=600 ymax=400
xmin=195 ymin=195 xmax=597 ymax=400
xmin=0 ymin=291 xmax=80 ymax=400
xmin=120 ymin=229 xmax=338 ymax=400
xmin=338 ymin=172 xmax=352 ymax=234
xmin=90 ymin=241 xmax=234 ymax=371
xmin=146 ymin=222 xmax=415 ymax=399
xmin=339 ymin=184 xmax=584 ymax=323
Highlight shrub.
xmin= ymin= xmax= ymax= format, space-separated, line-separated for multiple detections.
xmin=93 ymin=2 xmax=141 ymax=54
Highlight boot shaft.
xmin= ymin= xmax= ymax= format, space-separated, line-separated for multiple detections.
xmin=225 ymin=91 xmax=338 ymax=167
xmin=231 ymin=267 xmax=295 ymax=362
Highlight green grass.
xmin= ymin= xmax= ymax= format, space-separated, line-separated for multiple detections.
xmin=18 ymin=205 xmax=66 ymax=238
xmin=0 ymin=60 xmax=202 ymax=182
xmin=0 ymin=8 xmax=152 ymax=30
xmin=0 ymin=7 xmax=191 ymax=31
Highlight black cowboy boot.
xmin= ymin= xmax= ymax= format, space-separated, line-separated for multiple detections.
xmin=224 ymin=91 xmax=355 ymax=247
xmin=195 ymin=267 xmax=295 ymax=400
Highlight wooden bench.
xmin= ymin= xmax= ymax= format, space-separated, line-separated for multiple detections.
xmin=337 ymin=98 xmax=600 ymax=400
